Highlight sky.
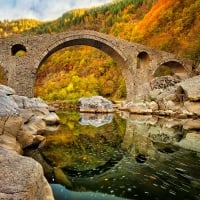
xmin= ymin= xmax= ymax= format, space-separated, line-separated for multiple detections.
xmin=0 ymin=0 xmax=113 ymax=21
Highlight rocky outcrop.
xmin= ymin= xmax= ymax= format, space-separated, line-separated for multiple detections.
xmin=79 ymin=96 xmax=114 ymax=113
xmin=0 ymin=84 xmax=58 ymax=200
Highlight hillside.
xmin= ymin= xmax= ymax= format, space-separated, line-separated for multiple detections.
xmin=0 ymin=19 xmax=41 ymax=37
xmin=23 ymin=0 xmax=200 ymax=61
xmin=0 ymin=0 xmax=200 ymax=101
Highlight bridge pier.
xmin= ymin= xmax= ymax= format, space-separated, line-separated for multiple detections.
xmin=5 ymin=56 xmax=35 ymax=97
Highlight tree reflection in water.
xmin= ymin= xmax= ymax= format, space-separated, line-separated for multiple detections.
xmin=29 ymin=112 xmax=200 ymax=200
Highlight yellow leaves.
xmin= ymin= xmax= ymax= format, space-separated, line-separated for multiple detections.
xmin=12 ymin=26 xmax=19 ymax=33
xmin=66 ymin=83 xmax=74 ymax=92
xmin=35 ymin=45 xmax=126 ymax=101
xmin=0 ymin=19 xmax=41 ymax=37
xmin=15 ymin=50 xmax=26 ymax=57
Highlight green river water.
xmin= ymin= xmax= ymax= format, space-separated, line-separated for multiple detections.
xmin=32 ymin=112 xmax=200 ymax=200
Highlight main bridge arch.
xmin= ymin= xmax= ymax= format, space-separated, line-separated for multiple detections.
xmin=33 ymin=31 xmax=134 ymax=99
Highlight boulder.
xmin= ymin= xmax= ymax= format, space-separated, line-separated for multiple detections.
xmin=0 ymin=116 xmax=23 ymax=154
xmin=179 ymin=75 xmax=200 ymax=101
xmin=79 ymin=96 xmax=114 ymax=113
xmin=0 ymin=84 xmax=15 ymax=95
xmin=43 ymin=112 xmax=60 ymax=125
xmin=0 ymin=94 xmax=19 ymax=116
xmin=26 ymin=116 xmax=47 ymax=134
xmin=12 ymin=95 xmax=49 ymax=110
xmin=0 ymin=116 xmax=23 ymax=137
xmin=184 ymin=101 xmax=200 ymax=116
xmin=0 ymin=147 xmax=54 ymax=200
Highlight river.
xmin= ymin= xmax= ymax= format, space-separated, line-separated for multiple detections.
xmin=31 ymin=112 xmax=200 ymax=200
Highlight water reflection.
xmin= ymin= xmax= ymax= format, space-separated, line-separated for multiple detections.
xmin=79 ymin=113 xmax=113 ymax=127
xmin=29 ymin=112 xmax=200 ymax=200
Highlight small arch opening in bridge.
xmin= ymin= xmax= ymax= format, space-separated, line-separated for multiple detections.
xmin=154 ymin=61 xmax=187 ymax=79
xmin=11 ymin=44 xmax=27 ymax=56
xmin=34 ymin=45 xmax=127 ymax=102
xmin=137 ymin=51 xmax=150 ymax=69
xmin=0 ymin=65 xmax=8 ymax=85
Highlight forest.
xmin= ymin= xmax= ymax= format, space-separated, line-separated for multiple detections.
xmin=0 ymin=0 xmax=199 ymax=101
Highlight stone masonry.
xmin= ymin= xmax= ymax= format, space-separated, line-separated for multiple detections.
xmin=0 ymin=30 xmax=195 ymax=100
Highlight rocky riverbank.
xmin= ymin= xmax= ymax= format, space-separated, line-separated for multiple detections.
xmin=0 ymin=84 xmax=59 ymax=199
xmin=119 ymin=75 xmax=200 ymax=120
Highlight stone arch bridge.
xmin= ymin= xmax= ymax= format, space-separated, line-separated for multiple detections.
xmin=0 ymin=30 xmax=194 ymax=100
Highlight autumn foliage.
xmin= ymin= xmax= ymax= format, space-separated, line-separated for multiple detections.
xmin=34 ymin=46 xmax=126 ymax=101
xmin=1 ymin=0 xmax=200 ymax=101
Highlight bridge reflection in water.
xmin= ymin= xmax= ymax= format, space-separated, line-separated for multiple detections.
xmin=31 ymin=112 xmax=200 ymax=200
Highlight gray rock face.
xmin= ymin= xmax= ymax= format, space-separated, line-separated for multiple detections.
xmin=0 ymin=147 xmax=54 ymax=200
xmin=0 ymin=94 xmax=19 ymax=116
xmin=0 ymin=84 xmax=60 ymax=151
xmin=0 ymin=116 xmax=23 ymax=154
xmin=179 ymin=75 xmax=200 ymax=101
xmin=79 ymin=96 xmax=114 ymax=113
xmin=0 ymin=84 xmax=15 ymax=95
